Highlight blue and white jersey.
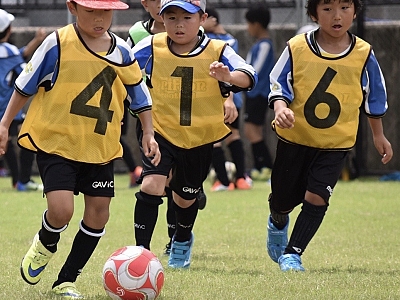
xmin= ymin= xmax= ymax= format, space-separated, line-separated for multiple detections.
xmin=132 ymin=31 xmax=257 ymax=91
xmin=269 ymin=31 xmax=387 ymax=117
xmin=15 ymin=29 xmax=152 ymax=112
xmin=206 ymin=32 xmax=238 ymax=53
xmin=245 ymin=38 xmax=274 ymax=99
xmin=0 ymin=42 xmax=25 ymax=120
xmin=206 ymin=32 xmax=243 ymax=108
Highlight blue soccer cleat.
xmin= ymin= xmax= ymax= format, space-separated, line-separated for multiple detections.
xmin=278 ymin=253 xmax=305 ymax=272
xmin=168 ymin=233 xmax=194 ymax=269
xmin=267 ymin=215 xmax=289 ymax=263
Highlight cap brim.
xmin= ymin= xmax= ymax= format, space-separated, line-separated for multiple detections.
xmin=160 ymin=2 xmax=200 ymax=14
xmin=72 ymin=0 xmax=129 ymax=10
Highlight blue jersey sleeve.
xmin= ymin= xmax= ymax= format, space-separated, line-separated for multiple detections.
xmin=15 ymin=32 xmax=59 ymax=96
xmin=220 ymin=45 xmax=258 ymax=91
xmin=362 ymin=50 xmax=387 ymax=117
xmin=131 ymin=36 xmax=154 ymax=75
xmin=126 ymin=81 xmax=152 ymax=114
xmin=268 ymin=46 xmax=293 ymax=107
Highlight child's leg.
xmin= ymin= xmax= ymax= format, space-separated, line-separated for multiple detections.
xmin=134 ymin=190 xmax=163 ymax=250
xmin=211 ymin=144 xmax=230 ymax=186
xmin=227 ymin=138 xmax=246 ymax=179
xmin=18 ymin=148 xmax=35 ymax=184
xmin=20 ymin=191 xmax=74 ymax=285
xmin=285 ymin=197 xmax=327 ymax=256
xmin=52 ymin=195 xmax=110 ymax=287
xmin=171 ymin=195 xmax=198 ymax=242
xmin=168 ymin=194 xmax=198 ymax=269
xmin=165 ymin=187 xmax=176 ymax=242
xmin=3 ymin=139 xmax=18 ymax=187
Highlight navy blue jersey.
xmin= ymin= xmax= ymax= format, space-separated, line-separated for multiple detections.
xmin=245 ymin=38 xmax=274 ymax=99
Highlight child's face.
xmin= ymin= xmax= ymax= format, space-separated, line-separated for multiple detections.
xmin=312 ymin=0 xmax=356 ymax=37
xmin=141 ymin=0 xmax=163 ymax=24
xmin=162 ymin=6 xmax=206 ymax=46
xmin=246 ymin=21 xmax=258 ymax=38
xmin=67 ymin=2 xmax=113 ymax=38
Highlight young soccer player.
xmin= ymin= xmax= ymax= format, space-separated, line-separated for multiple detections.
xmin=0 ymin=9 xmax=46 ymax=191
xmin=131 ymin=0 xmax=257 ymax=268
xmin=0 ymin=0 xmax=160 ymax=298
xmin=127 ymin=0 xmax=208 ymax=256
xmin=244 ymin=5 xmax=275 ymax=181
xmin=127 ymin=0 xmax=166 ymax=45
xmin=267 ymin=0 xmax=393 ymax=272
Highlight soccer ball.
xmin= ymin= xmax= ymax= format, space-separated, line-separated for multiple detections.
xmin=103 ymin=246 xmax=164 ymax=300
xmin=225 ymin=161 xmax=236 ymax=182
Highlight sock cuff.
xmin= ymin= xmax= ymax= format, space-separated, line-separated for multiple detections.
xmin=302 ymin=200 xmax=328 ymax=217
xmin=42 ymin=210 xmax=68 ymax=233
xmin=136 ymin=190 xmax=163 ymax=206
xmin=79 ymin=220 xmax=105 ymax=238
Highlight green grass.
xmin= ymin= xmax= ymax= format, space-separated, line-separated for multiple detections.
xmin=1 ymin=174 xmax=400 ymax=299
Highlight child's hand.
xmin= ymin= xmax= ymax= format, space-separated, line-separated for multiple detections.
xmin=274 ymin=107 xmax=295 ymax=129
xmin=141 ymin=133 xmax=161 ymax=166
xmin=223 ymin=93 xmax=238 ymax=124
xmin=0 ymin=124 xmax=9 ymax=155
xmin=35 ymin=28 xmax=47 ymax=43
xmin=373 ymin=135 xmax=393 ymax=164
xmin=209 ymin=61 xmax=232 ymax=83
xmin=223 ymin=100 xmax=238 ymax=124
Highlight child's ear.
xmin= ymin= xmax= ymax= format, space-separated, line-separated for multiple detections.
xmin=141 ymin=0 xmax=150 ymax=12
xmin=200 ymin=12 xmax=208 ymax=25
xmin=353 ymin=13 xmax=357 ymax=20
xmin=66 ymin=0 xmax=77 ymax=16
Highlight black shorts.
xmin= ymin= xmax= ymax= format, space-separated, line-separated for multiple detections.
xmin=269 ymin=140 xmax=348 ymax=212
xmin=140 ymin=133 xmax=213 ymax=200
xmin=36 ymin=151 xmax=115 ymax=197
xmin=244 ymin=94 xmax=269 ymax=125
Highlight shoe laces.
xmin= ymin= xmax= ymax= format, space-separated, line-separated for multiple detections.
xmin=171 ymin=241 xmax=191 ymax=259
xmin=283 ymin=255 xmax=301 ymax=266
xmin=33 ymin=250 xmax=50 ymax=264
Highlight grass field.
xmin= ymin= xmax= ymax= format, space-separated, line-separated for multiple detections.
xmin=0 ymin=174 xmax=399 ymax=299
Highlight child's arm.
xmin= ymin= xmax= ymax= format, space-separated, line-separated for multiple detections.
xmin=137 ymin=110 xmax=161 ymax=166
xmin=0 ymin=91 xmax=30 ymax=154
xmin=368 ymin=117 xmax=392 ymax=164
xmin=22 ymin=28 xmax=47 ymax=59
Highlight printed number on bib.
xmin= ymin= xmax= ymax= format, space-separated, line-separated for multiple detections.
xmin=70 ymin=66 xmax=116 ymax=135
xmin=172 ymin=66 xmax=193 ymax=126
xmin=304 ymin=67 xmax=341 ymax=129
